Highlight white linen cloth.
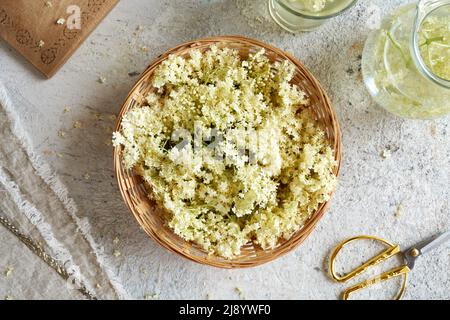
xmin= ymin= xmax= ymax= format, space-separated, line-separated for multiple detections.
xmin=0 ymin=83 xmax=126 ymax=299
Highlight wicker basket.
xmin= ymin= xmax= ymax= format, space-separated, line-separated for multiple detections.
xmin=114 ymin=36 xmax=342 ymax=268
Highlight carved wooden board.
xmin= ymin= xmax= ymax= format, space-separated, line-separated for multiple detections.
xmin=0 ymin=0 xmax=119 ymax=78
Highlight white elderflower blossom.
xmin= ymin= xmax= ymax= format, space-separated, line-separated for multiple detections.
xmin=288 ymin=0 xmax=334 ymax=12
xmin=113 ymin=46 xmax=337 ymax=259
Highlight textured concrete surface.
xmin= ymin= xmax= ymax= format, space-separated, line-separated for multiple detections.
xmin=0 ymin=0 xmax=449 ymax=299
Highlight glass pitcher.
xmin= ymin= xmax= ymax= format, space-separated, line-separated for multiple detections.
xmin=362 ymin=0 xmax=450 ymax=119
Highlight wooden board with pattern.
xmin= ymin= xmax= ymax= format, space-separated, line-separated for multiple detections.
xmin=0 ymin=0 xmax=119 ymax=78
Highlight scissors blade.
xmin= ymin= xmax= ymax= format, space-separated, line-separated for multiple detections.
xmin=417 ymin=230 xmax=450 ymax=255
xmin=403 ymin=230 xmax=450 ymax=269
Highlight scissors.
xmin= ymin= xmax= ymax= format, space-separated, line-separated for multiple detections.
xmin=329 ymin=231 xmax=450 ymax=300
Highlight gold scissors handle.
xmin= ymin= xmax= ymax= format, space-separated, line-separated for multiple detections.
xmin=341 ymin=265 xmax=410 ymax=300
xmin=329 ymin=235 xmax=410 ymax=300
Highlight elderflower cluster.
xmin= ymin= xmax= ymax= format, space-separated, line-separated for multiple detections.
xmin=113 ymin=46 xmax=337 ymax=259
xmin=288 ymin=0 xmax=334 ymax=12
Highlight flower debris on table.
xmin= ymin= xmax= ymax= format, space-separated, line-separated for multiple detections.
xmin=58 ymin=130 xmax=66 ymax=138
xmin=4 ymin=267 xmax=14 ymax=277
xmin=395 ymin=203 xmax=403 ymax=218
xmin=380 ymin=149 xmax=392 ymax=159
xmin=140 ymin=267 xmax=148 ymax=275
xmin=98 ymin=76 xmax=106 ymax=84
xmin=235 ymin=287 xmax=245 ymax=300
xmin=144 ymin=293 xmax=160 ymax=300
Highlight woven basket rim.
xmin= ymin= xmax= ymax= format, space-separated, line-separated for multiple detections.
xmin=113 ymin=35 xmax=342 ymax=268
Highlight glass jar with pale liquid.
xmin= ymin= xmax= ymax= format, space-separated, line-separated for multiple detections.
xmin=268 ymin=0 xmax=357 ymax=32
xmin=362 ymin=1 xmax=450 ymax=119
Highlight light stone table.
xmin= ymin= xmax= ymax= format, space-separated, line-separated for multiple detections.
xmin=0 ymin=0 xmax=449 ymax=300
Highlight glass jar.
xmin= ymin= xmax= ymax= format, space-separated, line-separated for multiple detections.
xmin=362 ymin=1 xmax=450 ymax=119
xmin=268 ymin=0 xmax=357 ymax=32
